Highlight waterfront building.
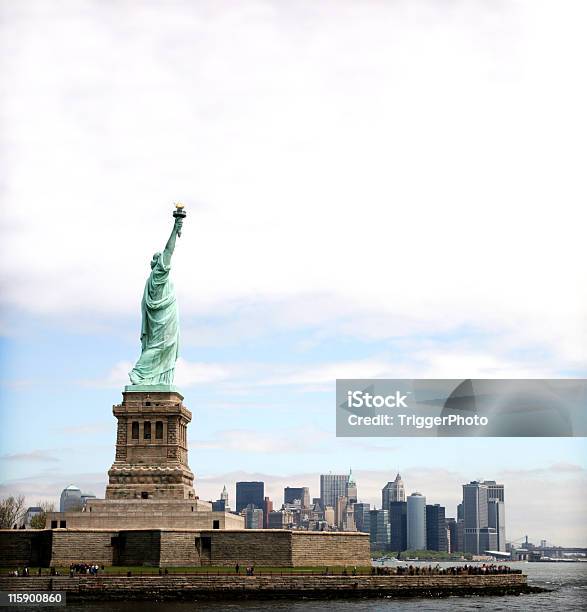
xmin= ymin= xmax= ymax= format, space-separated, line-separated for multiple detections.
xmin=462 ymin=480 xmax=506 ymax=554
xmin=382 ymin=473 xmax=406 ymax=510
xmin=353 ymin=502 xmax=371 ymax=533
xmin=480 ymin=527 xmax=498 ymax=552
xmin=284 ymin=487 xmax=310 ymax=508
xmin=369 ymin=509 xmax=391 ymax=551
xmin=406 ymin=493 xmax=426 ymax=550
xmin=320 ymin=474 xmax=349 ymax=508
xmin=60 ymin=484 xmax=82 ymax=512
xmin=488 ymin=499 xmax=506 ymax=551
xmin=463 ymin=481 xmax=489 ymax=554
xmin=389 ymin=501 xmax=408 ymax=552
xmin=446 ymin=517 xmax=458 ymax=554
xmin=236 ymin=481 xmax=264 ymax=513
xmin=425 ymin=504 xmax=447 ymax=551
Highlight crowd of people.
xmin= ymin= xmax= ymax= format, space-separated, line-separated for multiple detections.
xmin=373 ymin=563 xmax=521 ymax=576
xmin=69 ymin=563 xmax=103 ymax=576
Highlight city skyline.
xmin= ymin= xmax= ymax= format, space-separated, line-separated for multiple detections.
xmin=34 ymin=468 xmax=574 ymax=549
xmin=1 ymin=0 xmax=585 ymax=550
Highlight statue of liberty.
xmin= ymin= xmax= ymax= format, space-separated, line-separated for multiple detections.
xmin=129 ymin=206 xmax=186 ymax=386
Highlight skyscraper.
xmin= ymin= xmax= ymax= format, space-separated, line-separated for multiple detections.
xmin=407 ymin=492 xmax=426 ymax=550
xmin=346 ymin=469 xmax=357 ymax=504
xmin=243 ymin=505 xmax=263 ymax=529
xmin=284 ymin=487 xmax=310 ymax=508
xmin=320 ymin=474 xmax=349 ymax=508
xmin=425 ymin=504 xmax=447 ymax=551
xmin=462 ymin=480 xmax=506 ymax=554
xmin=382 ymin=473 xmax=405 ymax=510
xmin=389 ymin=501 xmax=408 ymax=552
xmin=369 ymin=509 xmax=391 ymax=551
xmin=236 ymin=481 xmax=264 ymax=513
xmin=60 ymin=484 xmax=82 ymax=512
xmin=354 ymin=502 xmax=371 ymax=533
xmin=486 ymin=481 xmax=506 ymax=552
xmin=263 ymin=496 xmax=273 ymax=529
xmin=488 ymin=499 xmax=506 ymax=552
xmin=221 ymin=485 xmax=229 ymax=506
xmin=462 ymin=481 xmax=489 ymax=554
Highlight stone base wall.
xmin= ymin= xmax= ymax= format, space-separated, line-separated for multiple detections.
xmin=0 ymin=531 xmax=51 ymax=567
xmin=50 ymin=530 xmax=117 ymax=566
xmin=0 ymin=528 xmax=369 ymax=568
xmin=207 ymin=530 xmax=293 ymax=566
xmin=0 ymin=574 xmax=532 ymax=601
xmin=291 ymin=532 xmax=370 ymax=567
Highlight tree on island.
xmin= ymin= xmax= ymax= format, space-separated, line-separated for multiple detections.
xmin=0 ymin=495 xmax=26 ymax=528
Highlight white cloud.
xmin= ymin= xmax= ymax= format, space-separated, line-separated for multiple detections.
xmin=0 ymin=0 xmax=585 ymax=374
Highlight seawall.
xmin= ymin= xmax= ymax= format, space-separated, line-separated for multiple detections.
xmin=0 ymin=574 xmax=540 ymax=601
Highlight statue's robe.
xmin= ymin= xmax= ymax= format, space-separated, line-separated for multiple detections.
xmin=129 ymin=252 xmax=179 ymax=385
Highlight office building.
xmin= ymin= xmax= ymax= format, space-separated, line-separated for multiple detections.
xmin=220 ymin=485 xmax=229 ymax=506
xmin=211 ymin=499 xmax=226 ymax=512
xmin=389 ymin=501 xmax=408 ymax=552
xmin=346 ymin=469 xmax=357 ymax=504
xmin=320 ymin=474 xmax=349 ymax=508
xmin=484 ymin=481 xmax=505 ymax=503
xmin=243 ymin=505 xmax=263 ymax=529
xmin=263 ymin=497 xmax=273 ymax=529
xmin=369 ymin=509 xmax=391 ymax=551
xmin=406 ymin=493 xmax=426 ymax=550
xmin=22 ymin=506 xmax=43 ymax=528
xmin=80 ymin=493 xmax=96 ymax=508
xmin=480 ymin=527 xmax=498 ymax=552
xmin=284 ymin=487 xmax=310 ymax=508
xmin=354 ymin=502 xmax=371 ymax=533
xmin=488 ymin=499 xmax=506 ymax=552
xmin=236 ymin=481 xmax=264 ymax=513
xmin=462 ymin=480 xmax=506 ymax=555
xmin=382 ymin=473 xmax=406 ymax=510
xmin=462 ymin=481 xmax=489 ymax=555
xmin=60 ymin=484 xmax=82 ymax=512
xmin=425 ymin=504 xmax=447 ymax=551
xmin=446 ymin=518 xmax=458 ymax=554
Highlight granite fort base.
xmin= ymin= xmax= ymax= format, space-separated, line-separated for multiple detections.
xmin=0 ymin=529 xmax=371 ymax=568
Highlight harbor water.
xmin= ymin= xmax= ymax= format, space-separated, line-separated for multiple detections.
xmin=64 ymin=561 xmax=586 ymax=611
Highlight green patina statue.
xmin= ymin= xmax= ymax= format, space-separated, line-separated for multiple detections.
xmin=129 ymin=206 xmax=186 ymax=387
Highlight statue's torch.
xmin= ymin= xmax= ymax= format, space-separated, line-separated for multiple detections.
xmin=173 ymin=203 xmax=186 ymax=237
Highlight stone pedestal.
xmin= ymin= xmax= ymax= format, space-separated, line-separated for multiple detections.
xmin=106 ymin=389 xmax=196 ymax=500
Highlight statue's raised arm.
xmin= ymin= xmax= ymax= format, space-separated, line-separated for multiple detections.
xmin=162 ymin=216 xmax=183 ymax=266
xmin=129 ymin=206 xmax=187 ymax=388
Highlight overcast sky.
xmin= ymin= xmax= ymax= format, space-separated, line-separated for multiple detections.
xmin=0 ymin=1 xmax=586 ymax=546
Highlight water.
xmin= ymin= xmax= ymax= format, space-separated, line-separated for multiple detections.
xmin=64 ymin=562 xmax=586 ymax=612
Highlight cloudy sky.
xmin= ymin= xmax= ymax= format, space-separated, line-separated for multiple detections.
xmin=0 ymin=1 xmax=586 ymax=546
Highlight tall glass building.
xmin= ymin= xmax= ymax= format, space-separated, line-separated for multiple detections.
xmin=406 ymin=492 xmax=427 ymax=550
xmin=319 ymin=474 xmax=349 ymax=508
xmin=235 ymin=481 xmax=264 ymax=512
